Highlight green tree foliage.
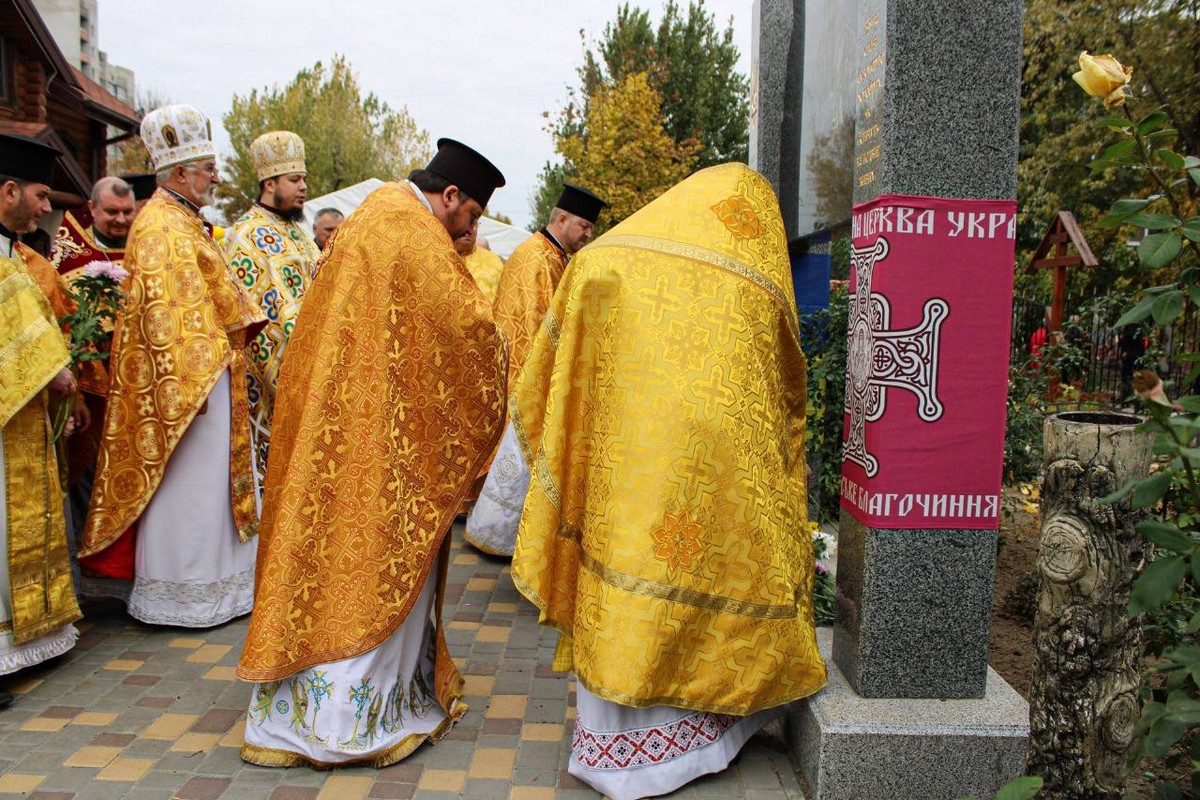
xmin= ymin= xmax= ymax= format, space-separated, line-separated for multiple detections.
xmin=557 ymin=72 xmax=700 ymax=234
xmin=577 ymin=0 xmax=748 ymax=167
xmin=216 ymin=56 xmax=431 ymax=221
xmin=530 ymin=0 xmax=748 ymax=225
xmin=1018 ymin=0 xmax=1199 ymax=297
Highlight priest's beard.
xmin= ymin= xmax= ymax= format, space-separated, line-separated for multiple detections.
xmin=265 ymin=190 xmax=305 ymax=222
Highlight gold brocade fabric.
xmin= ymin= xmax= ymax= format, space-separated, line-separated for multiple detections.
xmin=0 ymin=252 xmax=81 ymax=644
xmin=464 ymin=247 xmax=504 ymax=304
xmin=0 ymin=253 xmax=69 ymax=426
xmin=237 ymin=182 xmax=505 ymax=683
xmin=492 ymin=232 xmax=566 ymax=389
xmin=510 ymin=163 xmax=827 ymax=715
xmin=81 ymin=190 xmax=266 ymax=559
xmin=222 ymin=204 xmax=321 ymax=489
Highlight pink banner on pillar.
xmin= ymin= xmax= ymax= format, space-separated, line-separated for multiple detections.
xmin=840 ymin=194 xmax=1017 ymax=530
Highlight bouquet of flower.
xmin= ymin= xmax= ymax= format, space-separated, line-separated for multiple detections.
xmin=50 ymin=259 xmax=127 ymax=442
xmin=810 ymin=521 xmax=836 ymax=625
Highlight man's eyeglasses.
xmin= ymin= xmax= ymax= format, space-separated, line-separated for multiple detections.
xmin=185 ymin=163 xmax=219 ymax=177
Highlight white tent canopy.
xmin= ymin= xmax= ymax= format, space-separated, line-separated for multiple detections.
xmin=303 ymin=178 xmax=531 ymax=260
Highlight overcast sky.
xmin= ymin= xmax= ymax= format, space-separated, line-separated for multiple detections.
xmin=99 ymin=0 xmax=754 ymax=228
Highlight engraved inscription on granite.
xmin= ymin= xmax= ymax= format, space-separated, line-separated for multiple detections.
xmin=853 ymin=0 xmax=885 ymax=203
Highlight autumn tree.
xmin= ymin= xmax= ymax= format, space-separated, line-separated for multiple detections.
xmin=556 ymin=72 xmax=700 ymax=234
xmin=216 ymin=56 xmax=431 ymax=220
xmin=1017 ymin=0 xmax=1199 ymax=296
xmin=531 ymin=0 xmax=747 ymax=225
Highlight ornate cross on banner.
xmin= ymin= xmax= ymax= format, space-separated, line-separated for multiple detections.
xmin=843 ymin=237 xmax=949 ymax=478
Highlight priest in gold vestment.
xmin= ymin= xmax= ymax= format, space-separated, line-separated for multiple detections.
xmin=222 ymin=131 xmax=321 ymax=495
xmin=0 ymin=134 xmax=82 ymax=704
xmin=510 ymin=164 xmax=827 ymax=799
xmin=50 ymin=176 xmax=133 ymax=556
xmin=464 ymin=184 xmax=605 ymax=555
xmin=237 ymin=139 xmax=507 ymax=769
xmin=454 ymin=228 xmax=504 ymax=303
xmin=80 ymin=105 xmax=266 ymax=627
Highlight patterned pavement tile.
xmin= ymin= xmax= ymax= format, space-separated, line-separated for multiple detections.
xmin=0 ymin=524 xmax=806 ymax=798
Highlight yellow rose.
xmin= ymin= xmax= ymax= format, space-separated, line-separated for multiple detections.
xmin=1072 ymin=51 xmax=1133 ymax=108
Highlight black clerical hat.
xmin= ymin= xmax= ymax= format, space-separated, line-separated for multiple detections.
xmin=0 ymin=133 xmax=60 ymax=185
xmin=426 ymin=138 xmax=506 ymax=207
xmin=121 ymin=173 xmax=158 ymax=201
xmin=556 ymin=184 xmax=607 ymax=224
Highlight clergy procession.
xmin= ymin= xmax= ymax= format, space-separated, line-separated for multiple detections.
xmin=0 ymin=95 xmax=825 ymax=798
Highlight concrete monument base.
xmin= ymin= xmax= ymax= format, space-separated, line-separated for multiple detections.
xmin=789 ymin=629 xmax=1029 ymax=800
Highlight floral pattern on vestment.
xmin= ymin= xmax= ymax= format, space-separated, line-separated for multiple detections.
xmin=222 ymin=205 xmax=320 ymax=489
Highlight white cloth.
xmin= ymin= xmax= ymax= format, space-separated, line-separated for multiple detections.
xmin=569 ymin=683 xmax=782 ymax=800
xmin=242 ymin=555 xmax=455 ymax=767
xmin=464 ymin=421 xmax=529 ymax=556
xmin=0 ymin=422 xmax=78 ymax=675
xmin=124 ymin=369 xmax=257 ymax=627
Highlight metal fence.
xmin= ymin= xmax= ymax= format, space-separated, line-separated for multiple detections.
xmin=1010 ymin=294 xmax=1199 ymax=405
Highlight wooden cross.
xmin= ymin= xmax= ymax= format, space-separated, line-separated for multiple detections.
xmin=1026 ymin=211 xmax=1098 ymax=332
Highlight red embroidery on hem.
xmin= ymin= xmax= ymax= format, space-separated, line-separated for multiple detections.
xmin=572 ymin=711 xmax=738 ymax=770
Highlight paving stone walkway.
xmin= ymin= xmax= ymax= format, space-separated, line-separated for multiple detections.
xmin=0 ymin=523 xmax=806 ymax=799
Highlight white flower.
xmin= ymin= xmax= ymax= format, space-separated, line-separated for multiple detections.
xmin=812 ymin=531 xmax=834 ymax=560
xmin=82 ymin=259 xmax=129 ymax=283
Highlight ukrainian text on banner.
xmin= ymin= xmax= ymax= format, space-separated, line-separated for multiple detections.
xmin=840 ymin=194 xmax=1017 ymax=530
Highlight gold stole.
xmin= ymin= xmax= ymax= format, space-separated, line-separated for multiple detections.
xmin=0 ymin=252 xmax=81 ymax=643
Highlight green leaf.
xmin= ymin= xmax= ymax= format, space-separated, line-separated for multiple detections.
xmin=1188 ymin=608 xmax=1200 ymax=635
xmin=1157 ymin=149 xmax=1187 ymax=169
xmin=1185 ymin=156 xmax=1200 ymax=168
xmin=1146 ymin=128 xmax=1180 ymax=141
xmin=1154 ymin=782 xmax=1185 ymax=800
xmin=1138 ymin=111 xmax=1169 ymax=135
xmin=1133 ymin=471 xmax=1174 ymax=508
xmin=1102 ymin=116 xmax=1135 ymax=130
xmin=1144 ymin=712 xmax=1190 ymax=757
xmin=1116 ymin=295 xmax=1156 ymax=327
xmin=1190 ymin=168 xmax=1200 ymax=186
xmin=1152 ymin=290 xmax=1186 ymax=325
xmin=1139 ymin=521 xmax=1196 ymax=553
xmin=1140 ymin=232 xmax=1183 ymax=269
xmin=1182 ymin=218 xmax=1200 ymax=243
xmin=993 ymin=776 xmax=1044 ymax=800
xmin=1099 ymin=481 xmax=1135 ymax=505
xmin=1177 ymin=396 xmax=1200 ymax=414
xmin=1103 ymin=139 xmax=1137 ymax=160
xmin=1126 ymin=213 xmax=1181 ymax=230
xmin=1164 ymin=692 xmax=1200 ymax=723
xmin=1112 ymin=197 xmax=1153 ymax=216
xmin=1187 ymin=284 xmax=1200 ymax=308
xmin=1131 ymin=556 xmax=1187 ymax=613
xmin=1091 ymin=159 xmax=1142 ymax=174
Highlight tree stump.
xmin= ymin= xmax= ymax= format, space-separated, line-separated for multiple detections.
xmin=1028 ymin=411 xmax=1152 ymax=799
